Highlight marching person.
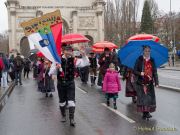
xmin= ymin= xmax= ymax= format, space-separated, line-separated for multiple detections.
xmin=37 ymin=58 xmax=45 ymax=92
xmin=121 ymin=66 xmax=137 ymax=103
xmin=88 ymin=52 xmax=98 ymax=86
xmin=102 ymin=63 xmax=121 ymax=109
xmin=55 ymin=46 xmax=76 ymax=127
xmin=42 ymin=60 xmax=55 ymax=97
xmin=14 ymin=53 xmax=24 ymax=85
xmin=134 ymin=46 xmax=159 ymax=120
xmin=75 ymin=50 xmax=90 ymax=84
xmin=1 ymin=54 xmax=9 ymax=88
xmin=24 ymin=58 xmax=31 ymax=79
xmin=98 ymin=47 xmax=119 ymax=86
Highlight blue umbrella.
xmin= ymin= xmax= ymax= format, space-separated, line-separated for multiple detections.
xmin=118 ymin=40 xmax=168 ymax=69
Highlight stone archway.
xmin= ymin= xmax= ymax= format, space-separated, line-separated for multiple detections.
xmin=62 ymin=19 xmax=69 ymax=35
xmin=20 ymin=36 xmax=30 ymax=58
xmin=85 ymin=35 xmax=94 ymax=46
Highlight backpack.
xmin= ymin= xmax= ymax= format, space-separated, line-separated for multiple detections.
xmin=15 ymin=58 xmax=23 ymax=69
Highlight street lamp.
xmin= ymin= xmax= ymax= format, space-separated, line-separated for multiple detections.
xmin=170 ymin=0 xmax=176 ymax=66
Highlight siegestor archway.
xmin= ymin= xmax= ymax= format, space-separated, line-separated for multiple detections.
xmin=20 ymin=36 xmax=30 ymax=58
xmin=85 ymin=35 xmax=94 ymax=46
xmin=62 ymin=18 xmax=70 ymax=35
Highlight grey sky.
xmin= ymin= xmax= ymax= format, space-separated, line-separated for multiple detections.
xmin=0 ymin=0 xmax=180 ymax=33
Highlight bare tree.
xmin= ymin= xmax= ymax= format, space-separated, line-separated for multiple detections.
xmin=0 ymin=31 xmax=9 ymax=54
xmin=104 ymin=0 xmax=139 ymax=46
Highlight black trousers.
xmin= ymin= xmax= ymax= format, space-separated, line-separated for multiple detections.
xmin=79 ymin=66 xmax=89 ymax=83
xmin=57 ymin=81 xmax=75 ymax=106
xmin=24 ymin=69 xmax=30 ymax=78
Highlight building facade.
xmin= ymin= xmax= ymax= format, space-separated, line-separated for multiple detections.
xmin=5 ymin=0 xmax=105 ymax=56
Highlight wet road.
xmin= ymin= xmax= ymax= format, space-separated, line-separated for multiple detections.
xmin=0 ymin=74 xmax=179 ymax=135
xmin=158 ymin=69 xmax=180 ymax=88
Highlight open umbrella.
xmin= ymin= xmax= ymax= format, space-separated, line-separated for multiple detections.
xmin=92 ymin=47 xmax=104 ymax=53
xmin=92 ymin=41 xmax=118 ymax=49
xmin=127 ymin=34 xmax=160 ymax=43
xmin=118 ymin=40 xmax=168 ymax=69
xmin=62 ymin=33 xmax=90 ymax=44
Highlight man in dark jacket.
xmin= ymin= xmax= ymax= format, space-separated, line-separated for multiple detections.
xmin=98 ymin=48 xmax=119 ymax=86
xmin=14 ymin=53 xmax=24 ymax=85
xmin=57 ymin=46 xmax=76 ymax=127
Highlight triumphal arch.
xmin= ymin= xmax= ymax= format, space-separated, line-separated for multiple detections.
xmin=5 ymin=0 xmax=105 ymax=56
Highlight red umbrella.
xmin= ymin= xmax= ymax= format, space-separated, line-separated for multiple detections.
xmin=92 ymin=41 xmax=118 ymax=49
xmin=92 ymin=48 xmax=104 ymax=53
xmin=127 ymin=34 xmax=160 ymax=43
xmin=62 ymin=33 xmax=90 ymax=44
xmin=36 ymin=51 xmax=44 ymax=57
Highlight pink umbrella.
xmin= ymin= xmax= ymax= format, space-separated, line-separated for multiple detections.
xmin=62 ymin=33 xmax=90 ymax=44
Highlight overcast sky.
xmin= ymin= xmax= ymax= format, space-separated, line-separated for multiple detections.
xmin=0 ymin=0 xmax=180 ymax=33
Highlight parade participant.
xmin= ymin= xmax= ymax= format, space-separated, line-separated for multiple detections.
xmin=37 ymin=58 xmax=45 ymax=92
xmin=32 ymin=59 xmax=38 ymax=79
xmin=134 ymin=46 xmax=159 ymax=120
xmin=121 ymin=66 xmax=137 ymax=103
xmin=88 ymin=52 xmax=98 ymax=86
xmin=98 ymin=47 xmax=119 ymax=86
xmin=9 ymin=55 xmax=15 ymax=81
xmin=75 ymin=50 xmax=90 ymax=84
xmin=57 ymin=46 xmax=76 ymax=127
xmin=14 ymin=53 xmax=24 ymax=85
xmin=103 ymin=63 xmax=121 ymax=109
xmin=1 ymin=54 xmax=9 ymax=88
xmin=43 ymin=61 xmax=55 ymax=97
xmin=23 ymin=58 xmax=31 ymax=79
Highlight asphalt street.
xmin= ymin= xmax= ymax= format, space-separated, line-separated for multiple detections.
xmin=0 ymin=73 xmax=179 ymax=135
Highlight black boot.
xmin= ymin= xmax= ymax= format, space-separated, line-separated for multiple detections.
xmin=60 ymin=106 xmax=66 ymax=122
xmin=90 ymin=76 xmax=94 ymax=86
xmin=113 ymin=98 xmax=117 ymax=110
xmin=106 ymin=99 xmax=110 ymax=106
xmin=93 ymin=77 xmax=97 ymax=85
xmin=132 ymin=97 xmax=137 ymax=103
xmin=142 ymin=112 xmax=147 ymax=120
xmin=146 ymin=112 xmax=152 ymax=118
xmin=69 ymin=107 xmax=76 ymax=127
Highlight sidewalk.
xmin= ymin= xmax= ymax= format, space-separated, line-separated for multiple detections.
xmin=160 ymin=61 xmax=180 ymax=71
xmin=0 ymin=82 xmax=15 ymax=112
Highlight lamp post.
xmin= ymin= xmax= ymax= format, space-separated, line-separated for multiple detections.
xmin=170 ymin=0 xmax=176 ymax=66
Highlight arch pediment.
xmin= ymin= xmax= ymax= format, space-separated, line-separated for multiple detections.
xmin=17 ymin=0 xmax=96 ymax=7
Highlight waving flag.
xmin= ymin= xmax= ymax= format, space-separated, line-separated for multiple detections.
xmin=21 ymin=10 xmax=62 ymax=63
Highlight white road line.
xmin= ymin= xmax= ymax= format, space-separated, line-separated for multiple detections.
xmin=101 ymin=103 xmax=136 ymax=123
xmin=77 ymin=87 xmax=87 ymax=94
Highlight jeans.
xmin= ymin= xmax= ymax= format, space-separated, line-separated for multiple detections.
xmin=15 ymin=70 xmax=22 ymax=84
xmin=1 ymin=72 xmax=8 ymax=88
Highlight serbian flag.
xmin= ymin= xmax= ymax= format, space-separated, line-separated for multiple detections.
xmin=28 ymin=25 xmax=61 ymax=63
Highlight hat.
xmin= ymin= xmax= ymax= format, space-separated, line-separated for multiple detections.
xmin=64 ymin=46 xmax=73 ymax=51
xmin=104 ymin=47 xmax=110 ymax=52
xmin=89 ymin=52 xmax=95 ymax=54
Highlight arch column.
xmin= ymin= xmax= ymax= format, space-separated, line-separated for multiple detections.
xmin=96 ymin=11 xmax=104 ymax=41
xmin=11 ymin=11 xmax=16 ymax=51
xmin=5 ymin=0 xmax=19 ymax=52
xmin=72 ymin=11 xmax=78 ymax=33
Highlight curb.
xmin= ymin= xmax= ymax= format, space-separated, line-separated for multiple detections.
xmin=159 ymin=68 xmax=180 ymax=71
xmin=159 ymin=84 xmax=180 ymax=92
xmin=0 ymin=82 xmax=16 ymax=112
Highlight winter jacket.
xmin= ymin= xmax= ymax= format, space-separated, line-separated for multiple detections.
xmin=103 ymin=69 xmax=121 ymax=93
xmin=134 ymin=56 xmax=159 ymax=86
xmin=99 ymin=53 xmax=119 ymax=75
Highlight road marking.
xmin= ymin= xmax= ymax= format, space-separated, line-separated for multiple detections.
xmin=77 ymin=86 xmax=87 ymax=94
xmin=101 ymin=103 xmax=136 ymax=123
xmin=159 ymin=85 xmax=180 ymax=91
